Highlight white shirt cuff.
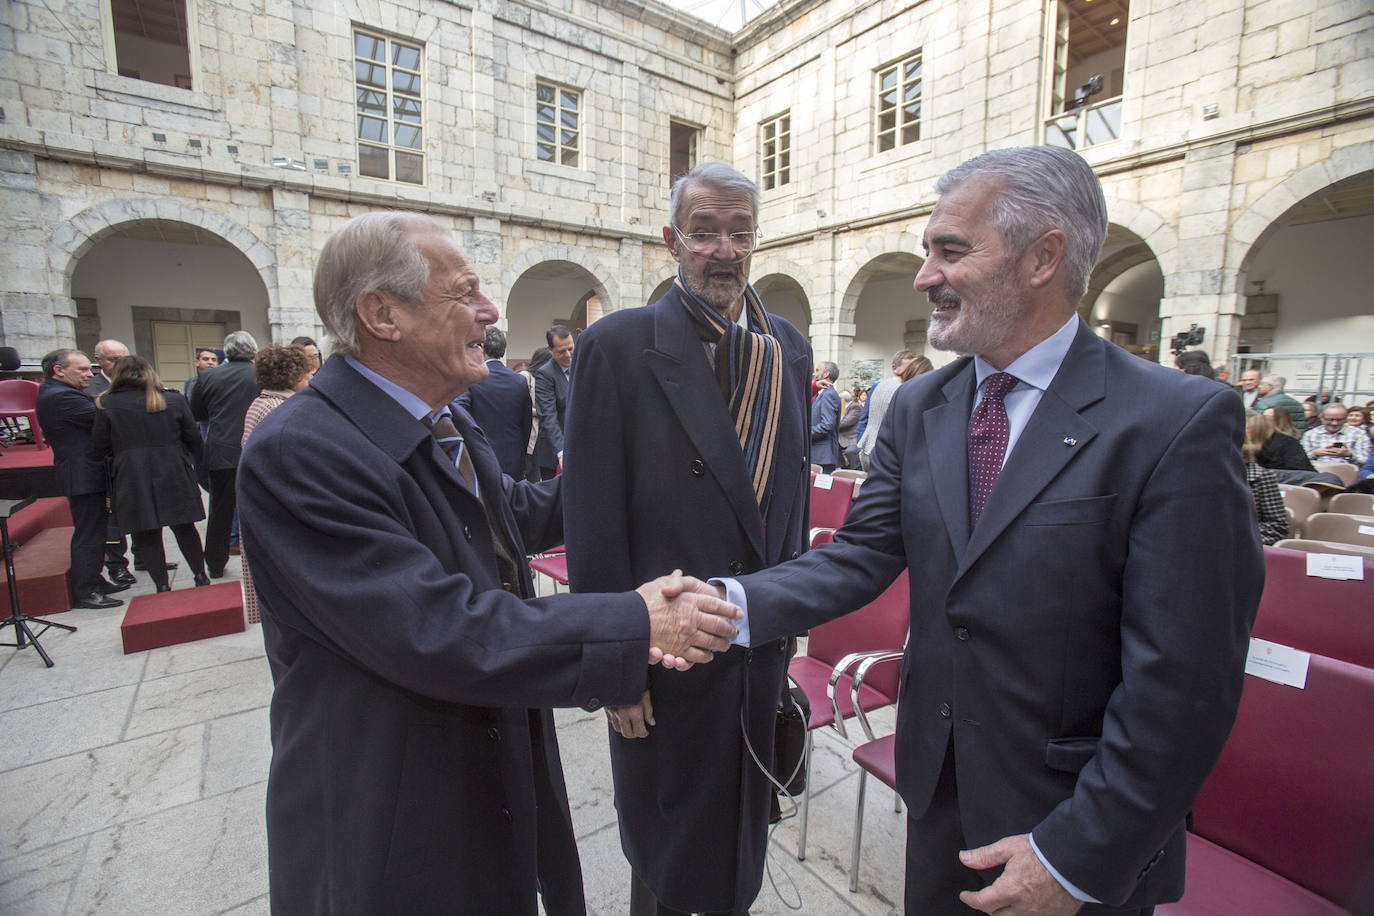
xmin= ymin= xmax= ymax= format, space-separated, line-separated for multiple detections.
xmin=711 ymin=577 xmax=751 ymax=647
xmin=1029 ymin=833 xmax=1099 ymax=904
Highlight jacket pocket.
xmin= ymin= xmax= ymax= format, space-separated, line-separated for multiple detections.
xmin=1044 ymin=736 xmax=1099 ymax=773
xmin=1022 ymin=494 xmax=1116 ymax=527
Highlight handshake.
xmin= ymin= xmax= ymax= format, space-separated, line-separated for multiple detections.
xmin=635 ymin=571 xmax=737 ymax=670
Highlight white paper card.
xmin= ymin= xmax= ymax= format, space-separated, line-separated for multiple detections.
xmin=814 ymin=473 xmax=834 ymax=490
xmin=1305 ymin=553 xmax=1365 ymax=580
xmin=1359 ymin=525 xmax=1374 ymax=537
xmin=1246 ymin=638 xmax=1311 ymax=689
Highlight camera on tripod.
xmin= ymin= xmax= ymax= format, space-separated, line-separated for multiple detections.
xmin=1170 ymin=324 xmax=1205 ymax=356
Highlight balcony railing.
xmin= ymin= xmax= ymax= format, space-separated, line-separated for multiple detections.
xmin=1046 ymin=96 xmax=1123 ymax=150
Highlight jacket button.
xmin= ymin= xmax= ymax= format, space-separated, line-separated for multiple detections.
xmin=463 ymin=525 xmax=472 ymax=541
xmin=955 ymin=626 xmax=970 ymax=641
xmin=584 ymin=697 xmax=602 ymax=711
xmin=790 ymin=551 xmax=799 ymax=560
xmin=690 ymin=458 xmax=705 ymax=476
xmin=729 ymin=559 xmax=744 ymax=574
xmin=939 ymin=702 xmax=951 ymax=719
xmin=500 ymin=806 xmax=513 ymax=822
xmin=486 ymin=727 xmax=500 ymax=742
xmin=502 ymin=582 xmax=514 ymax=591
xmin=745 ymin=648 xmax=754 ymax=663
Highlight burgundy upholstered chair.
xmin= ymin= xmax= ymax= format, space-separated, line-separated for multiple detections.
xmin=1251 ymin=545 xmax=1374 ymax=668
xmin=0 ymin=379 xmax=45 ymax=448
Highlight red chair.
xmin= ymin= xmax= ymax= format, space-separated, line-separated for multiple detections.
xmin=1162 ymin=653 xmax=1374 ymax=914
xmin=1252 ymin=546 xmax=1374 ymax=668
xmin=0 ymin=379 xmax=45 ymax=448
xmin=847 ymin=651 xmax=904 ymax=892
xmin=809 ymin=471 xmax=856 ymax=541
xmin=787 ymin=532 xmax=908 ymax=860
xmin=528 ymin=547 xmax=568 ymax=596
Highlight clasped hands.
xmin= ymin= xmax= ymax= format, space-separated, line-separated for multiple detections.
xmin=636 ymin=570 xmax=736 ymax=671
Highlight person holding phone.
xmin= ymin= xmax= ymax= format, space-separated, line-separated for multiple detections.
xmin=1302 ymin=403 xmax=1370 ymax=466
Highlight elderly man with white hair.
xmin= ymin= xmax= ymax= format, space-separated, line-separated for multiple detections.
xmin=189 ymin=329 xmax=259 ymax=577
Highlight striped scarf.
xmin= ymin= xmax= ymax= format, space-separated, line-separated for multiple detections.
xmin=675 ymin=271 xmax=783 ymax=508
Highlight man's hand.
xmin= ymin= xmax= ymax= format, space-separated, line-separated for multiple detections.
xmin=958 ymin=834 xmax=1081 ymax=916
xmin=637 ymin=570 xmax=740 ymax=671
xmin=607 ymin=691 xmax=654 ymax=738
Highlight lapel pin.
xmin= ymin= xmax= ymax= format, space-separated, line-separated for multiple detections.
xmin=1062 ymin=436 xmax=1078 ymax=447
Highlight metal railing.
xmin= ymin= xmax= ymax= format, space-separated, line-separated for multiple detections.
xmin=1231 ymin=353 xmax=1374 ymax=405
xmin=1045 ymin=97 xmax=1123 ymax=150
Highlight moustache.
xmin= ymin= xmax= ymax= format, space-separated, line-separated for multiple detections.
xmin=927 ymin=286 xmax=961 ymax=307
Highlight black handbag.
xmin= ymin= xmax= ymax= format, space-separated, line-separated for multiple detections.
xmin=769 ymin=680 xmax=810 ymax=825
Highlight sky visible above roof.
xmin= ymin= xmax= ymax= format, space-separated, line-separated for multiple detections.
xmin=657 ymin=0 xmax=773 ymax=32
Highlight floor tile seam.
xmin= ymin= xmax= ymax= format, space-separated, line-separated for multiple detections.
xmin=59 ymin=833 xmax=93 ymax=916
xmin=118 ymin=651 xmax=151 ymax=742
xmin=139 ymin=653 xmax=273 ymax=687
xmin=766 ymin=826 xmax=896 ymax=915
xmin=119 ymin=699 xmax=273 ymax=743
xmin=572 ymin=816 xmax=622 ymax=843
xmin=759 ymin=839 xmax=873 ymax=916
xmin=215 ymin=891 xmax=270 ymax=915
xmin=0 ymin=679 xmax=141 ymax=719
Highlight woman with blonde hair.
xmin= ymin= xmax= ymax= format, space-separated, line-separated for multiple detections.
xmin=93 ymin=356 xmax=209 ymax=592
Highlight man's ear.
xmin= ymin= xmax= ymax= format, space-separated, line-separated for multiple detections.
xmin=355 ymin=290 xmax=402 ymax=343
xmin=663 ymin=225 xmax=682 ymax=261
xmin=1024 ymin=229 xmax=1068 ymax=290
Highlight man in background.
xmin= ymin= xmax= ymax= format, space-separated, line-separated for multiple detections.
xmin=456 ymin=325 xmax=532 ymax=479
xmin=810 ymin=360 xmax=842 ymax=473
xmin=533 ymin=324 xmax=574 ymax=480
xmin=190 ymin=330 xmax=259 ymax=577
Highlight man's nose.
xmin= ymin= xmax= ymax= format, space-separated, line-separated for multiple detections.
xmin=914 ymin=259 xmax=939 ymax=291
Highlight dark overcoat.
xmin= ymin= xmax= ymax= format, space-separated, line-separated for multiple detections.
xmin=238 ymin=355 xmax=653 ymax=915
xmin=92 ymin=388 xmax=204 ymax=533
xmin=189 ymin=356 xmax=257 ymax=471
xmin=738 ymin=321 xmax=1264 ymax=908
xmin=35 ymin=379 xmax=107 ymax=496
xmin=562 ymin=289 xmax=812 ymax=914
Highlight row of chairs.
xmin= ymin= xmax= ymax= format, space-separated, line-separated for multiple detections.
xmin=1278 ymin=486 xmax=1374 ymax=558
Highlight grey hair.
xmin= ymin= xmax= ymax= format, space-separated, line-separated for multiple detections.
xmin=935 ymin=146 xmax=1107 ymax=302
xmin=818 ymin=361 xmax=839 ymax=382
xmin=668 ymin=162 xmax=760 ymax=228
xmin=1262 ymin=374 xmax=1285 ymax=389
xmin=41 ymin=348 xmax=85 ymax=377
xmin=92 ymin=339 xmax=128 ymax=359
xmin=223 ymin=330 xmax=259 ymax=360
xmin=313 ymin=211 xmax=446 ymax=356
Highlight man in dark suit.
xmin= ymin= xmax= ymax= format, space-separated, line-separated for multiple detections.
xmin=456 ymin=325 xmax=532 ymax=478
xmin=190 ymin=330 xmax=258 ymax=578
xmin=810 ymin=360 xmax=841 ymax=473
xmin=563 ymin=162 xmax=812 ymax=916
xmin=237 ymin=211 xmax=742 ymax=915
xmin=533 ymin=324 xmax=574 ymax=479
xmin=34 ymin=349 xmax=125 ymax=609
xmin=85 ymin=339 xmax=138 ymax=585
xmin=706 ymin=147 xmax=1263 ymax=914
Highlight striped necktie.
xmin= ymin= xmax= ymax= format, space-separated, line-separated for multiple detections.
xmin=427 ymin=413 xmax=477 ymax=494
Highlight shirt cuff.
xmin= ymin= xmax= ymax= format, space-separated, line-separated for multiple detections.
xmin=1029 ymin=833 xmax=1099 ymax=904
xmin=711 ymin=577 xmax=752 ymax=647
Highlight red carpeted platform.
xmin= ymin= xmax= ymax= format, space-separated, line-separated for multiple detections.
xmin=0 ymin=525 xmax=75 ymax=616
xmin=7 ymin=497 xmax=71 ymax=546
xmin=121 ymin=582 xmax=245 ymax=654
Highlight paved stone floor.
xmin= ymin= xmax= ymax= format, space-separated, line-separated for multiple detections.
xmin=0 ymin=550 xmax=906 ymax=915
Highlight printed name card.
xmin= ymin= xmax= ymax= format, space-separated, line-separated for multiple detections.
xmin=814 ymin=473 xmax=834 ymax=490
xmin=1245 ymin=638 xmax=1311 ymax=689
xmin=1305 ymin=553 xmax=1365 ymax=580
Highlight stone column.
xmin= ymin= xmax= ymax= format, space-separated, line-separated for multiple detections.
xmin=0 ymin=150 xmax=72 ymax=354
xmin=268 ymin=187 xmax=316 ymax=343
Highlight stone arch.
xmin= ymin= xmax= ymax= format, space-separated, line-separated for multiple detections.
xmin=49 ymin=198 xmax=277 ymax=309
xmin=749 ymin=255 xmax=817 ymax=309
xmin=502 ymin=243 xmax=618 ymax=314
xmin=834 ymin=228 xmax=922 ymax=326
xmin=1099 ymin=195 xmax=1178 ymax=286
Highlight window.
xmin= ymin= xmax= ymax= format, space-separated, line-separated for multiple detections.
xmin=109 ymin=0 xmax=192 ymax=89
xmin=875 ymin=53 xmax=922 ymax=152
xmin=760 ymin=113 xmax=790 ymax=191
xmin=354 ymin=31 xmax=424 ymax=184
xmin=669 ymin=120 xmax=699 ymax=186
xmin=1044 ymin=0 xmax=1129 ymax=150
xmin=536 ymin=82 xmax=580 ymax=167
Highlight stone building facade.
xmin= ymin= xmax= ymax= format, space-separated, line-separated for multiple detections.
xmin=1 ymin=0 xmax=1371 ymax=391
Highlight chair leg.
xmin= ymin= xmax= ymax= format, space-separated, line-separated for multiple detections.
xmin=849 ymin=770 xmax=869 ymax=893
xmin=796 ymin=730 xmax=813 ymax=861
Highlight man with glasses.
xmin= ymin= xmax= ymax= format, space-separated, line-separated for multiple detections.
xmin=562 ymin=162 xmax=812 ymax=916
xmin=1302 ymin=402 xmax=1370 ymax=466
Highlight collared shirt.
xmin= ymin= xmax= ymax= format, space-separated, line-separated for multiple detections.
xmin=970 ymin=313 xmax=1079 ymax=470
xmin=1300 ymin=424 xmax=1371 ymax=466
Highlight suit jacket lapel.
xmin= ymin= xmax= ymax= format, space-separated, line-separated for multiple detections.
xmin=645 ymin=293 xmax=768 ymax=564
xmin=958 ymin=323 xmax=1105 ymax=579
xmin=450 ymin=406 xmax=522 ymax=551
xmin=927 ymin=362 xmax=976 ymax=561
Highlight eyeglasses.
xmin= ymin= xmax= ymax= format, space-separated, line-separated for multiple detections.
xmin=672 ymin=225 xmax=761 ymax=255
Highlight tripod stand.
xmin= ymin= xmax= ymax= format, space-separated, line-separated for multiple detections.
xmin=0 ymin=496 xmax=76 ymax=667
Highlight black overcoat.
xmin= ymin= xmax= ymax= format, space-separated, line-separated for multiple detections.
xmin=562 ymin=290 xmax=812 ymax=913
xmin=92 ymin=388 xmax=204 ymax=533
xmin=238 ymin=355 xmax=653 ymax=915
xmin=189 ymin=356 xmax=257 ymax=471
xmin=35 ymin=379 xmax=108 ymax=496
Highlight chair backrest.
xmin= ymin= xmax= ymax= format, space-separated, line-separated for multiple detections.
xmin=1329 ymin=492 xmax=1374 ymax=517
xmin=1303 ymin=513 xmax=1374 ymax=548
xmin=832 ymin=469 xmax=866 ymax=481
xmin=809 ymin=471 xmax=857 ymax=531
xmin=1273 ymin=538 xmax=1374 ymax=560
xmin=1252 ymin=545 xmax=1374 ymax=668
xmin=0 ymin=378 xmax=40 ymax=410
xmin=1191 ymin=654 xmax=1374 ymax=912
xmin=806 ymin=563 xmax=910 ymax=702
xmin=1312 ymin=461 xmax=1358 ymax=488
xmin=1278 ymin=485 xmax=1320 ymax=535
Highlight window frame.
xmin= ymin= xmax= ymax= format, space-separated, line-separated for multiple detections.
xmin=535 ymin=80 xmax=582 ymax=169
xmin=874 ymin=51 xmax=923 ymax=154
xmin=353 ymin=28 xmax=426 ymax=186
xmin=759 ymin=112 xmax=791 ymax=191
xmin=100 ymin=0 xmax=202 ymax=92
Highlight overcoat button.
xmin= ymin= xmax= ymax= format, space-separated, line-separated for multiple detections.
xmin=789 ymin=551 xmax=799 ymax=559
xmin=463 ymin=525 xmax=472 ymax=541
xmin=585 ymin=697 xmax=602 ymax=711
xmin=501 ymin=807 xmax=513 ymax=822
xmin=487 ymin=727 xmax=500 ymax=742
xmin=939 ymin=703 xmax=952 ymax=718
xmin=955 ymin=626 xmax=970 ymax=641
xmin=690 ymin=459 xmax=706 ymax=476
xmin=728 ymin=559 xmax=745 ymax=574
xmin=502 ymin=582 xmax=514 ymax=591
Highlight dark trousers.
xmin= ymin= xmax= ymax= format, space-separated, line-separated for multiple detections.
xmin=130 ymin=525 xmax=206 ymax=589
xmin=205 ymin=468 xmax=237 ymax=572
xmin=103 ymin=522 xmax=130 ymax=572
xmin=629 ymin=871 xmax=733 ymax=916
xmin=905 ymin=741 xmax=1154 ymax=915
xmin=66 ymin=493 xmax=108 ymax=596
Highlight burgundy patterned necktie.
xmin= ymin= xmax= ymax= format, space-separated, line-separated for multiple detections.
xmin=968 ymin=372 xmax=1020 ymax=526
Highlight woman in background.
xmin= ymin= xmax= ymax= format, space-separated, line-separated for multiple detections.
xmin=519 ymin=347 xmax=552 ymax=482
xmin=93 ymin=356 xmax=209 ymax=592
xmin=857 ymin=354 xmax=933 ymax=470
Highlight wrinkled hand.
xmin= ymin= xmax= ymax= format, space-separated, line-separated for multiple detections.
xmin=607 ymin=690 xmax=654 ymax=739
xmin=959 ymin=835 xmax=1081 ymax=916
xmin=637 ymin=570 xmax=740 ymax=671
